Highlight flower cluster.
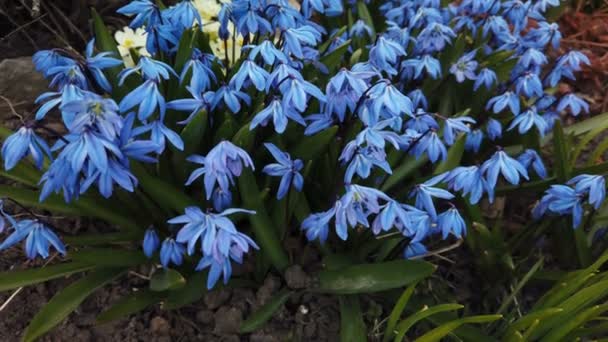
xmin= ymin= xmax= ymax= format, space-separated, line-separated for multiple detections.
xmin=0 ymin=0 xmax=605 ymax=289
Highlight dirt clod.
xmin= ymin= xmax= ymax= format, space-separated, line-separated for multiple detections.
xmin=213 ymin=306 xmax=243 ymax=334
xmin=285 ymin=265 xmax=310 ymax=289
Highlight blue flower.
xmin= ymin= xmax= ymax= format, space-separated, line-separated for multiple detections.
xmin=568 ymin=174 xmax=606 ymax=210
xmin=519 ymin=48 xmax=548 ymax=69
xmin=119 ymin=57 xmax=176 ymax=83
xmin=159 ymin=238 xmax=185 ymax=268
xmin=445 ymin=166 xmax=490 ymax=204
xmin=137 ymin=120 xmax=184 ymax=153
xmin=2 ymin=127 xmax=52 ymax=170
xmin=117 ymin=0 xmax=161 ymax=28
xmin=84 ymin=39 xmax=123 ymax=93
xmin=414 ymin=131 xmax=447 ymax=163
xmin=535 ymin=185 xmax=584 ymax=228
xmin=212 ymin=188 xmax=233 ymax=212
xmin=481 ymin=150 xmax=529 ymax=188
xmin=60 ymin=95 xmax=123 ymax=140
xmin=233 ymin=0 xmax=272 ymax=35
xmin=211 ymin=85 xmax=251 ymax=114
xmin=404 ymin=242 xmax=427 ymax=259
xmin=402 ymin=55 xmax=442 ymax=79
xmin=507 ymin=106 xmax=547 ymax=136
xmin=443 ymin=116 xmax=475 ymax=145
xmin=35 ymin=84 xmax=86 ymax=120
xmin=165 ymin=0 xmax=202 ymax=29
xmin=474 ymin=68 xmax=497 ymax=90
xmin=350 ymin=19 xmax=373 ymax=38
xmin=450 ymin=51 xmax=478 ymax=83
xmin=167 ymin=87 xmax=214 ymax=124
xmin=0 ymin=215 xmax=65 ymax=259
xmin=250 ymin=98 xmax=306 ymax=133
xmin=231 ymin=60 xmax=270 ymax=91
xmin=325 ymin=68 xmax=371 ymax=121
xmin=486 ymin=118 xmax=502 ymax=140
xmin=487 ymin=91 xmax=520 ymax=115
xmin=143 ymin=228 xmax=160 ymax=257
xmin=32 ymin=50 xmax=72 ymax=77
xmin=366 ymin=81 xmax=413 ymax=119
xmin=557 ymin=94 xmax=589 ymax=116
xmin=526 ymin=22 xmax=561 ymax=50
xmin=282 ymin=26 xmax=322 ymax=58
xmin=262 ymin=143 xmax=304 ymax=199
xmin=464 ymin=129 xmax=483 ymax=153
xmin=416 ymin=22 xmax=456 ymax=53
xmin=515 ymin=72 xmax=543 ymax=98
xmin=278 ymin=77 xmax=325 ymax=112
xmin=186 ymin=141 xmax=255 ymax=199
xmin=369 ymin=36 xmax=406 ymax=75
xmin=408 ymin=89 xmax=428 ymax=110
xmin=301 ymin=206 xmax=335 ymax=243
xmin=119 ymin=80 xmax=167 ymax=121
xmin=245 ymin=41 xmax=288 ymax=65
xmin=517 ymin=149 xmax=547 ymax=179
xmin=180 ymin=49 xmax=217 ymax=94
xmin=437 ymin=206 xmax=466 ymax=239
xmin=340 ymin=142 xmax=391 ymax=182
xmin=410 ymin=174 xmax=454 ymax=219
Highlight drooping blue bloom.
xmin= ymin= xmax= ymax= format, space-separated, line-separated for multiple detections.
xmin=186 ymin=141 xmax=255 ymax=199
xmin=165 ymin=0 xmax=202 ymax=29
xmin=486 ymin=118 xmax=502 ymax=140
xmin=445 ymin=165 xmax=490 ymax=204
xmin=2 ymin=127 xmax=53 ymax=170
xmin=406 ymin=111 xmax=439 ymax=132
xmin=250 ymin=98 xmax=306 ymax=134
xmin=568 ymin=174 xmax=606 ymax=210
xmin=482 ymin=16 xmax=509 ymax=38
xmin=232 ymin=0 xmax=272 ymax=35
xmin=526 ymin=22 xmax=561 ymax=50
xmin=119 ymin=80 xmax=167 ymax=121
xmin=369 ymin=36 xmax=406 ymax=75
xmin=46 ymin=62 xmax=88 ymax=91
xmin=60 ymin=95 xmax=123 ymax=139
xmin=515 ymin=72 xmax=543 ymax=98
xmin=416 ymin=22 xmax=456 ymax=53
xmin=278 ymin=77 xmax=326 ymax=112
xmin=481 ymin=150 xmax=529 ymax=189
xmin=437 ymin=206 xmax=466 ymax=239
xmin=119 ymin=57 xmax=176 ymax=84
xmin=404 ymin=242 xmax=427 ymax=259
xmin=211 ymin=85 xmax=251 ymax=114
xmin=443 ymin=116 xmax=475 ymax=145
xmin=450 ymin=51 xmax=478 ymax=83
xmin=508 ymin=106 xmax=547 ymax=136
xmin=557 ymin=94 xmax=589 ymax=116
xmin=340 ymin=142 xmax=391 ymax=182
xmin=410 ymin=174 xmax=454 ymax=219
xmin=414 ymin=131 xmax=447 ymax=163
xmin=231 ymin=60 xmax=270 ymax=91
xmin=535 ymin=185 xmax=584 ymax=228
xmin=408 ymin=89 xmax=428 ymax=110
xmin=167 ymin=87 xmax=214 ymax=124
xmin=0 ymin=215 xmax=65 ymax=259
xmin=245 ymin=41 xmax=288 ymax=65
xmin=117 ymin=0 xmax=161 ymax=28
xmin=464 ymin=129 xmax=483 ymax=153
xmin=212 ymin=188 xmax=233 ymax=212
xmin=366 ymin=81 xmax=413 ymax=119
xmin=32 ymin=50 xmax=72 ymax=77
xmin=84 ymin=39 xmax=123 ymax=93
xmin=487 ymin=91 xmax=520 ymax=115
xmin=262 ymin=143 xmax=304 ymax=199
xmin=35 ymin=84 xmax=86 ymax=120
xmin=301 ymin=206 xmax=335 ymax=243
xmin=325 ymin=68 xmax=371 ymax=121
xmin=159 ymin=238 xmax=185 ymax=268
xmin=180 ymin=49 xmax=217 ymax=94
xmin=519 ymin=48 xmax=548 ymax=69
xmin=474 ymin=68 xmax=497 ymax=90
xmin=282 ymin=26 xmax=322 ymax=59
xmin=517 ymin=149 xmax=547 ymax=179
xmin=143 ymin=228 xmax=160 ymax=257
xmin=350 ymin=19 xmax=373 ymax=38
xmin=401 ymin=55 xmax=442 ymax=79
xmin=137 ymin=120 xmax=184 ymax=153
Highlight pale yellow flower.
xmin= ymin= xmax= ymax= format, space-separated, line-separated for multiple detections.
xmin=114 ymin=27 xmax=150 ymax=67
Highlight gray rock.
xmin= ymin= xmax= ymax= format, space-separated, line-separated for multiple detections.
xmin=256 ymin=275 xmax=281 ymax=306
xmin=204 ymin=288 xmax=231 ymax=309
xmin=0 ymin=57 xmax=47 ymax=110
xmin=149 ymin=316 xmax=170 ymax=335
xmin=196 ymin=309 xmax=214 ymax=325
xmin=213 ymin=306 xmax=243 ymax=334
xmin=284 ymin=265 xmax=310 ymax=289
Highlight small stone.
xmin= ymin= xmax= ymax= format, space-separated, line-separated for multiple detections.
xmin=304 ymin=323 xmax=316 ymax=339
xmin=204 ymin=288 xmax=231 ymax=309
xmin=0 ymin=57 xmax=47 ymax=112
xmin=150 ymin=316 xmax=170 ymax=335
xmin=196 ymin=309 xmax=214 ymax=325
xmin=256 ymin=275 xmax=281 ymax=306
xmin=213 ymin=307 xmax=242 ymax=334
xmin=284 ymin=265 xmax=309 ymax=289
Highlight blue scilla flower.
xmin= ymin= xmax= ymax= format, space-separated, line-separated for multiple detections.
xmin=186 ymin=141 xmax=254 ymax=199
xmin=118 ymin=113 xmax=161 ymax=163
xmin=278 ymin=77 xmax=325 ymax=112
xmin=304 ymin=112 xmax=334 ymax=135
xmin=515 ymin=72 xmax=543 ymax=98
xmin=145 ymin=23 xmax=181 ymax=55
xmin=519 ymin=48 xmax=548 ymax=69
xmin=482 ymin=16 xmax=509 ymax=38
xmin=60 ymin=95 xmax=123 ymax=140
xmin=267 ymin=63 xmax=303 ymax=89
xmin=2 ymin=127 xmax=52 ymax=170
xmin=84 ymin=39 xmax=123 ymax=93
xmin=517 ymin=149 xmax=547 ymax=179
xmin=143 ymin=228 xmax=160 ymax=257
xmin=119 ymin=57 xmax=176 ymax=84
xmin=0 ymin=214 xmax=65 ymax=259
xmin=401 ymin=55 xmax=442 ymax=79
xmin=137 ymin=120 xmax=184 ymax=153
xmin=371 ymin=200 xmax=411 ymax=235
xmin=39 ymin=154 xmax=81 ymax=202
xmin=487 ymin=91 xmax=520 ymax=115
xmin=416 ymin=22 xmax=456 ymax=53
xmin=167 ymin=87 xmax=214 ymax=124
xmin=265 ymin=0 xmax=302 ymax=30
xmin=404 ymin=242 xmax=427 ymax=259
xmin=340 ymin=142 xmax=391 ymax=182
xmin=301 ymin=206 xmax=334 ymax=242
xmin=119 ymin=80 xmax=167 ymax=121
xmin=245 ymin=41 xmax=288 ymax=66
xmin=474 ymin=68 xmax=497 ymax=91
xmin=250 ymin=98 xmax=306 ymax=133
xmin=35 ymin=84 xmax=86 ymax=120
xmin=482 ymin=150 xmax=529 ymax=189
xmin=464 ymin=129 xmax=483 ymax=153
xmin=211 ymin=85 xmax=251 ymax=114
xmin=534 ymin=185 xmax=584 ymax=228
xmin=335 ymin=184 xmax=391 ymax=240
xmin=366 ymin=81 xmax=413 ymax=119
xmin=282 ymin=26 xmax=322 ymax=59
xmin=262 ymin=143 xmax=304 ymax=200
xmin=232 ymin=0 xmax=272 ymax=35
xmin=385 ymin=21 xmax=412 ymax=46
xmin=445 ymin=166 xmax=490 ymax=204
xmin=164 ymin=0 xmax=202 ymax=29
xmin=410 ymin=174 xmax=454 ymax=219
xmin=117 ymin=0 xmax=161 ymax=28
xmin=443 ymin=116 xmax=475 ymax=146
xmin=450 ymin=51 xmax=478 ymax=83
xmin=525 ymin=22 xmax=561 ymax=50
xmin=557 ymin=94 xmax=589 ymax=116
xmin=325 ymin=68 xmax=372 ymax=121
xmin=437 ymin=206 xmax=466 ymax=239
xmin=508 ymin=106 xmax=547 ymax=136
xmin=406 ymin=111 xmax=439 ymax=132
xmin=369 ymin=36 xmax=405 ymax=75
xmin=486 ymin=118 xmax=502 ymax=141
xmin=350 ymin=19 xmax=373 ymax=38
xmin=231 ymin=60 xmax=270 ymax=91
xmin=32 ymin=50 xmax=72 ymax=77
xmin=181 ymin=49 xmax=217 ymax=94
xmin=47 ymin=62 xmax=89 ymax=91
xmin=212 ymin=188 xmax=233 ymax=212
xmin=356 ymin=117 xmax=403 ymax=149
xmin=408 ymin=89 xmax=428 ymax=110
xmin=159 ymin=238 xmax=185 ymax=268
xmin=414 ymin=131 xmax=447 ymax=163
xmin=568 ymin=174 xmax=606 ymax=210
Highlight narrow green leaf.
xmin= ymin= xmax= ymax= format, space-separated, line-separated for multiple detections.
xmin=240 ymin=290 xmax=292 ymax=333
xmin=316 ymin=260 xmax=435 ymax=294
xmin=97 ymin=290 xmax=164 ymax=324
xmin=71 ymin=248 xmax=148 ymax=267
xmin=571 ymin=116 xmax=608 ymax=163
xmin=321 ymin=40 xmax=351 ymax=71
xmin=496 ymin=257 xmax=544 ymax=315
xmin=393 ymin=304 xmax=464 ymax=342
xmin=383 ymin=282 xmax=418 ymax=342
xmin=290 ymin=126 xmax=338 ymax=161
xmin=552 ymin=121 xmax=571 ymax=182
xmin=165 ymin=271 xmax=207 ymax=310
xmin=503 ymin=309 xmax=563 ymax=340
xmin=238 ymin=169 xmax=289 ymax=271
xmin=318 ymin=26 xmax=347 ymax=54
xmin=131 ymin=162 xmax=197 ymax=212
xmin=433 ymin=135 xmax=465 ymax=175
xmin=64 ymin=231 xmax=141 ymax=246
xmin=340 ymin=295 xmax=367 ymax=342
xmin=381 ymin=156 xmax=427 ymax=192
xmin=0 ymin=262 xmax=94 ymax=292
xmin=540 ymin=304 xmax=608 ymax=342
xmin=150 ymin=268 xmax=186 ymax=292
xmin=416 ymin=315 xmax=502 ymax=342
xmin=0 ymin=162 xmax=41 ymax=187
xmin=23 ymin=268 xmax=124 ymax=342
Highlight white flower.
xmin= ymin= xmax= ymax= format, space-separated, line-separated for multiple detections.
xmin=114 ymin=27 xmax=149 ymax=67
xmin=193 ymin=0 xmax=222 ymax=21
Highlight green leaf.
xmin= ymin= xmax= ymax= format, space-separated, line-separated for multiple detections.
xmin=240 ymin=289 xmax=292 ymax=333
xmin=290 ymin=126 xmax=339 ymax=161
xmin=0 ymin=162 xmax=41 ymax=187
xmin=433 ymin=135 xmax=465 ymax=175
xmin=321 ymin=40 xmax=351 ymax=71
xmin=503 ymin=308 xmax=563 ymax=339
xmin=393 ymin=304 xmax=464 ymax=342
xmin=0 ymin=262 xmax=94 ymax=292
xmin=238 ymin=169 xmax=289 ymax=271
xmin=165 ymin=271 xmax=207 ymax=310
xmin=496 ymin=257 xmax=544 ymax=315
xmin=381 ymin=156 xmax=427 ymax=192
xmin=131 ymin=163 xmax=197 ymax=212
xmin=23 ymin=268 xmax=124 ymax=342
xmin=540 ymin=304 xmax=608 ymax=342
xmin=571 ymin=115 xmax=608 ymax=163
xmin=150 ymin=268 xmax=186 ymax=292
xmin=316 ymin=260 xmax=435 ymax=294
xmin=91 ymin=9 xmax=128 ymax=99
xmin=318 ymin=26 xmax=347 ymax=54
xmin=552 ymin=120 xmax=572 ymax=182
xmin=70 ymin=248 xmax=148 ymax=267
xmin=64 ymin=231 xmax=141 ymax=246
xmin=383 ymin=282 xmax=418 ymax=342
xmin=97 ymin=290 xmax=164 ymax=324
xmin=340 ymin=295 xmax=367 ymax=342
xmin=415 ymin=315 xmax=502 ymax=342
